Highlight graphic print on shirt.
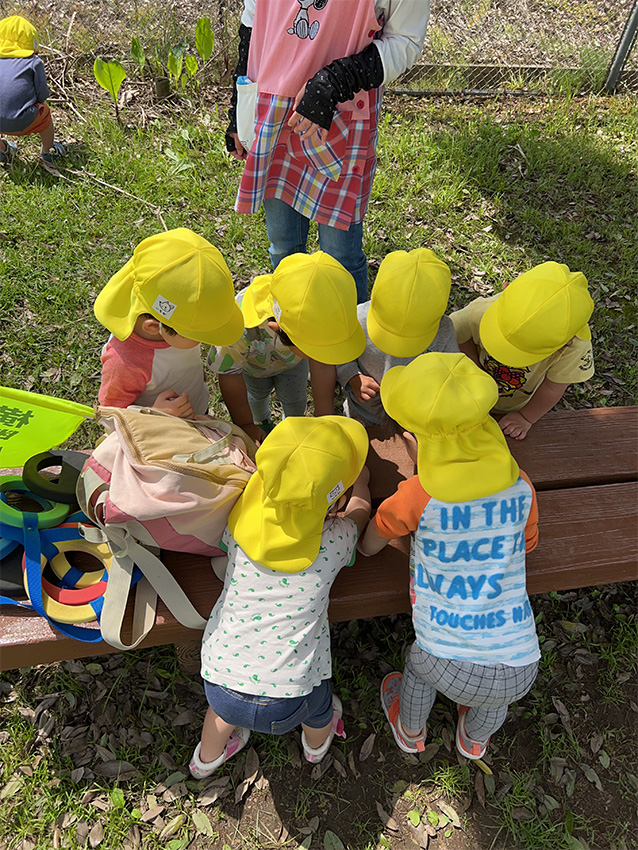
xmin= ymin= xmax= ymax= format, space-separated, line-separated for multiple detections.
xmin=480 ymin=352 xmax=532 ymax=398
xmin=411 ymin=478 xmax=540 ymax=666
xmin=288 ymin=0 xmax=329 ymax=40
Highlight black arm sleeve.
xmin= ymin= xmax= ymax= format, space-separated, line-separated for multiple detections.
xmin=295 ymin=43 xmax=384 ymax=131
xmin=226 ymin=23 xmax=252 ymax=152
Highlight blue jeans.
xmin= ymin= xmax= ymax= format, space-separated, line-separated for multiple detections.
xmin=204 ymin=678 xmax=334 ymax=734
xmin=243 ymin=360 xmax=309 ymax=422
xmin=263 ymin=197 xmax=369 ymax=303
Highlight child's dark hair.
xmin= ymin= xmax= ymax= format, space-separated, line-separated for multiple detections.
xmin=268 ymin=317 xmax=294 ymax=347
xmin=141 ymin=312 xmax=177 ymax=336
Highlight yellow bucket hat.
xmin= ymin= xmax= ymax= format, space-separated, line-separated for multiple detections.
xmin=228 ymin=416 xmax=369 ymax=572
xmin=367 ymin=248 xmax=451 ymax=357
xmin=94 ymin=228 xmax=244 ymax=346
xmin=240 ymin=252 xmax=366 ymax=364
xmin=381 ymin=352 xmax=519 ymax=502
xmin=0 ymin=15 xmax=38 ymax=57
xmin=480 ymin=261 xmax=593 ymax=367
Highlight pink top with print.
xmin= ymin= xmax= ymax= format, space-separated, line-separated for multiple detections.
xmin=248 ymin=0 xmax=380 ymax=99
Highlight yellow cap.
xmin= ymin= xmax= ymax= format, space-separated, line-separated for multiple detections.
xmin=228 ymin=416 xmax=369 ymax=572
xmin=381 ymin=352 xmax=519 ymax=502
xmin=93 ymin=228 xmax=244 ymax=346
xmin=367 ymin=249 xmax=451 ymax=357
xmin=240 ymin=252 xmax=366 ymax=364
xmin=0 ymin=15 xmax=38 ymax=57
xmin=480 ymin=262 xmax=593 ymax=367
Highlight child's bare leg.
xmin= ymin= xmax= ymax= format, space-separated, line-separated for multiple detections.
xmin=200 ymin=706 xmax=235 ymax=762
xmin=39 ymin=124 xmax=54 ymax=153
xmin=301 ymin=719 xmax=333 ymax=750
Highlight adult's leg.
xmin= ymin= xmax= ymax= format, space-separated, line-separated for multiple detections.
xmin=273 ymin=360 xmax=309 ymax=417
xmin=318 ymin=220 xmax=368 ymax=303
xmin=263 ymin=197 xmax=311 ymax=269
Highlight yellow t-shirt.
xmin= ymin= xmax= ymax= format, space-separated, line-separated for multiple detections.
xmin=450 ymin=295 xmax=595 ymax=413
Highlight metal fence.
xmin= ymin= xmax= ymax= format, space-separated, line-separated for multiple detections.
xmin=392 ymin=0 xmax=638 ymax=95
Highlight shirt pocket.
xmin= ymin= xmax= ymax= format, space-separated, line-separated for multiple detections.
xmin=286 ymin=111 xmax=349 ymax=181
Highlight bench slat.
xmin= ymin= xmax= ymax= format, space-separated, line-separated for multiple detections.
xmin=2 ymin=481 xmax=635 ymax=672
xmin=367 ymin=406 xmax=638 ymax=498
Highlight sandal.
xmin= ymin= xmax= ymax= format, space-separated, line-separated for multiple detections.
xmin=302 ymin=695 xmax=346 ymax=763
xmin=0 ymin=140 xmax=17 ymax=165
xmin=189 ymin=727 xmax=250 ymax=779
xmin=380 ymin=672 xmax=426 ymax=754
xmin=41 ymin=142 xmax=66 ymax=163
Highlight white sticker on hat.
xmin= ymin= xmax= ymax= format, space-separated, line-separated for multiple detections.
xmin=152 ymin=294 xmax=177 ymax=320
xmin=272 ymin=297 xmax=282 ymax=323
xmin=326 ymin=480 xmax=345 ymax=505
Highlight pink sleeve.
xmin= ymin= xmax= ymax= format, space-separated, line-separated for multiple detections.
xmin=373 ymin=476 xmax=431 ymax=540
xmin=98 ymin=339 xmax=153 ymax=408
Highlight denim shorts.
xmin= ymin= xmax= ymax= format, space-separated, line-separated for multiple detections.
xmin=204 ymin=679 xmax=333 ymax=735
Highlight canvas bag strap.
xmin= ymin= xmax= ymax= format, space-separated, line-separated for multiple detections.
xmin=93 ymin=494 xmax=207 ymax=650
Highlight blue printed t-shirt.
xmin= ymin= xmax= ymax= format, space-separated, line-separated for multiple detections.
xmin=200 ymin=518 xmax=358 ymax=697
xmin=374 ymin=473 xmax=541 ymax=667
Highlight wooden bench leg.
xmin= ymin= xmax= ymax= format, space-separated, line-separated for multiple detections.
xmin=175 ymin=639 xmax=201 ymax=676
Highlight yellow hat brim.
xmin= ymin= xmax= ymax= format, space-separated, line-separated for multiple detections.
xmin=240 ymin=275 xmax=274 ymax=327
xmin=479 ymin=302 xmax=549 ymax=368
xmin=228 ymin=472 xmax=325 ymax=572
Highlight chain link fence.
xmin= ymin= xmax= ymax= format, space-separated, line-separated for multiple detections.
xmin=393 ymin=0 xmax=638 ymax=95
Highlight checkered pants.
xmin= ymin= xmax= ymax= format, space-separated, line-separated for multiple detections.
xmin=400 ymin=643 xmax=539 ymax=741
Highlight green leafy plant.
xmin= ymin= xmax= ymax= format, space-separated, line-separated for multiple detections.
xmin=195 ymin=17 xmax=214 ymax=63
xmin=93 ymin=57 xmax=127 ymax=121
xmin=131 ymin=36 xmax=146 ymax=78
xmin=130 ymin=17 xmax=214 ymax=95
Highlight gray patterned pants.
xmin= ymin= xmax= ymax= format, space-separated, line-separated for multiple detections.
xmin=400 ymin=642 xmax=539 ymax=740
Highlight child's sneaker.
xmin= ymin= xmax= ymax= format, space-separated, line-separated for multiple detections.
xmin=380 ymin=672 xmax=426 ymax=754
xmin=189 ymin=727 xmax=250 ymax=779
xmin=302 ymin=695 xmax=346 ymax=763
xmin=0 ymin=140 xmax=17 ymax=165
xmin=455 ymin=705 xmax=490 ymax=760
xmin=41 ymin=142 xmax=66 ymax=163
xmin=259 ymin=419 xmax=275 ymax=434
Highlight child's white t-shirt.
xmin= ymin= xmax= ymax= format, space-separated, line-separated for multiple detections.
xmin=201 ymin=518 xmax=358 ymax=698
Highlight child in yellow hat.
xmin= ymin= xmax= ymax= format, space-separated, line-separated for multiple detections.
xmin=0 ymin=15 xmax=65 ymax=164
xmin=94 ymin=228 xmax=244 ymax=419
xmin=336 ymin=248 xmax=458 ymax=435
xmin=450 ymin=261 xmax=595 ymax=440
xmin=190 ymin=416 xmax=371 ymax=776
xmin=209 ymin=251 xmax=366 ymax=442
xmin=359 ymin=352 xmax=540 ymax=760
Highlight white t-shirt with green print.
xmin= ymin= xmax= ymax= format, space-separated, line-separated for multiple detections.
xmin=200 ymin=519 xmax=358 ymax=698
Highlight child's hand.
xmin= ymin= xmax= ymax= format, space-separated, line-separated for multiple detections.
xmin=499 ymin=411 xmax=532 ymax=440
xmin=239 ymin=422 xmax=267 ymax=446
xmin=288 ymin=84 xmax=330 ymax=143
xmin=153 ymin=390 xmax=194 ymax=419
xmin=349 ymin=374 xmax=380 ymax=403
xmin=228 ymin=132 xmax=248 ymax=161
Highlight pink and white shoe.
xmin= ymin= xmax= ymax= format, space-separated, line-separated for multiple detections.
xmin=189 ymin=727 xmax=250 ymax=779
xmin=302 ymin=695 xmax=346 ymax=763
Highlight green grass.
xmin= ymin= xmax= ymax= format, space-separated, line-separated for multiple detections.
xmin=2 ymin=91 xmax=637 ymax=418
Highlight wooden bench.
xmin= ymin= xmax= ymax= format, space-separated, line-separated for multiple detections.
xmin=1 ymin=406 xmax=636 ymax=672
